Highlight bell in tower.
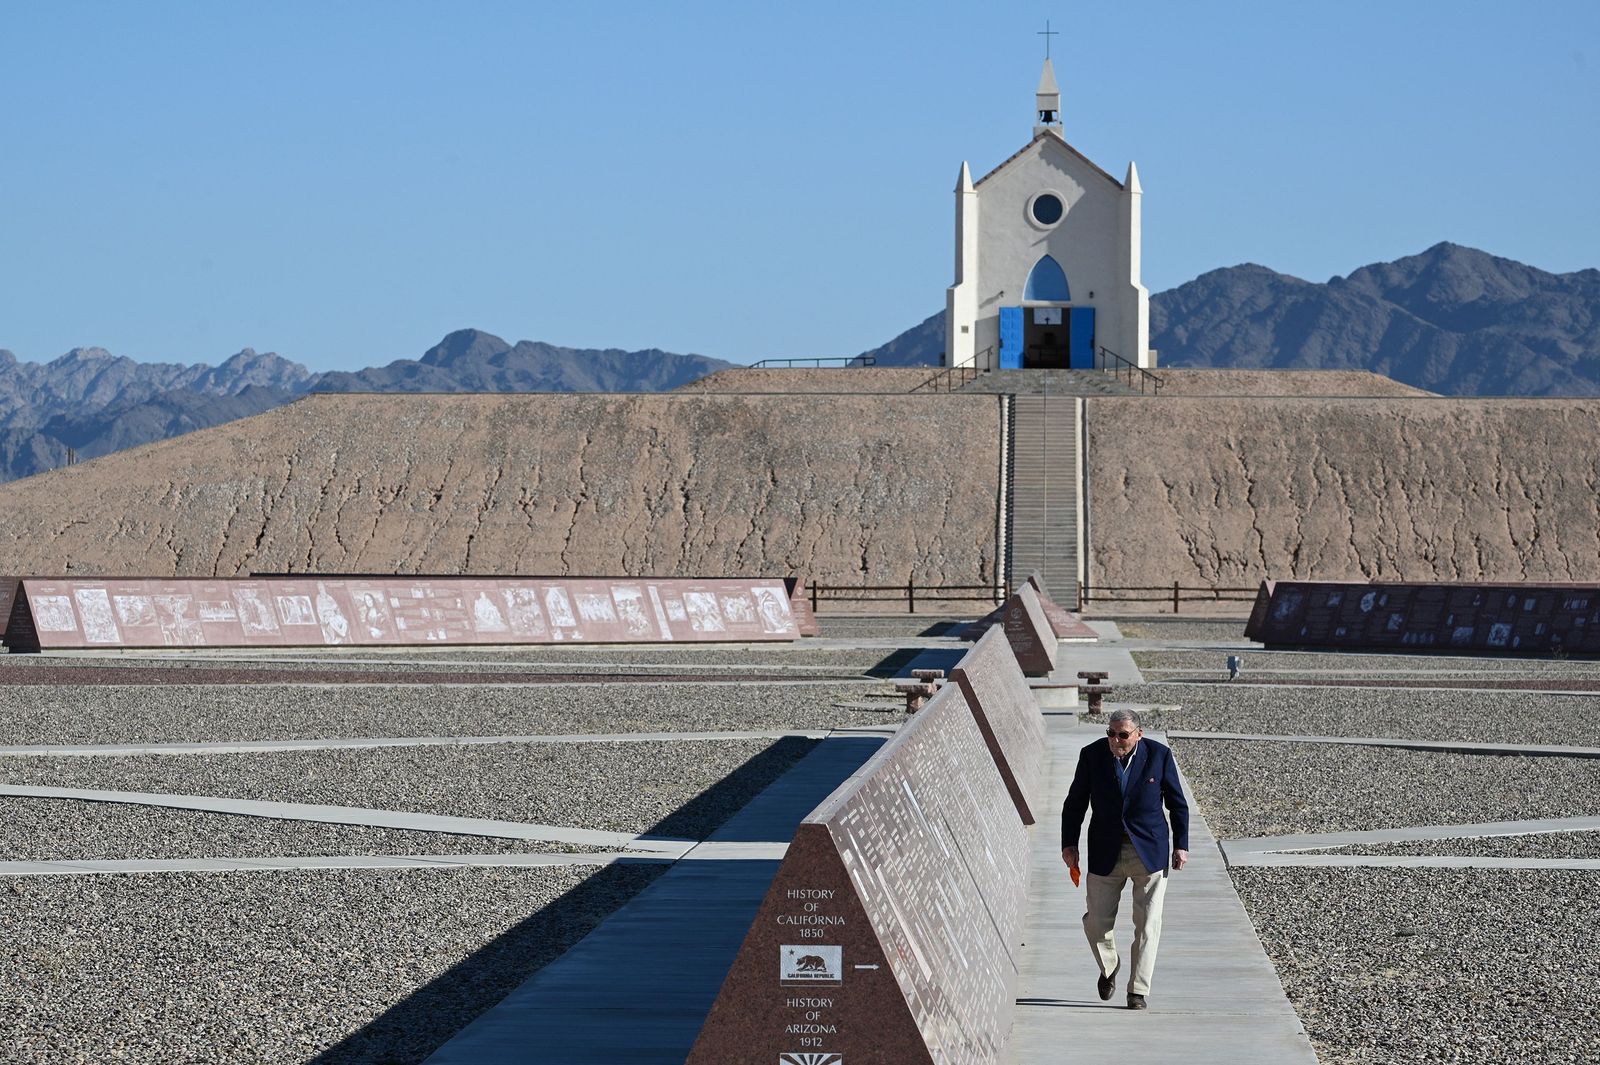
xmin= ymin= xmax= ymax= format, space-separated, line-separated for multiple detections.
xmin=1035 ymin=57 xmax=1062 ymax=136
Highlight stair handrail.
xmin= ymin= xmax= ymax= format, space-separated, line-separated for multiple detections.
xmin=748 ymin=354 xmax=877 ymax=369
xmin=910 ymin=349 xmax=992 ymax=393
xmin=1094 ymin=346 xmax=1163 ymax=394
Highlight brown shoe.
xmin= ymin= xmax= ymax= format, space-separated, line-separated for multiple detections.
xmin=1127 ymin=993 xmax=1147 ymax=1010
xmin=1097 ymin=963 xmax=1119 ymax=1001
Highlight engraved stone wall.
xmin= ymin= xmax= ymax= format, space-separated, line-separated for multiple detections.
xmin=950 ymin=626 xmax=1048 ymax=824
xmin=3 ymin=576 xmax=798 ymax=651
xmin=1245 ymin=579 xmax=1600 ymax=654
xmin=687 ymin=682 xmax=1031 ymax=1065
xmin=1000 ymin=584 xmax=1058 ymax=677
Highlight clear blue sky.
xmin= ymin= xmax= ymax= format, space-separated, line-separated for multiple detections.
xmin=3 ymin=1 xmax=1596 ymax=372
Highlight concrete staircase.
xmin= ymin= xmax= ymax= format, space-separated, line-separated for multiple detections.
xmin=1006 ymin=394 xmax=1080 ymax=596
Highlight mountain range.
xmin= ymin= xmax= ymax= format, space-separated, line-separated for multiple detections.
xmin=1 ymin=242 xmax=1595 ymax=484
xmin=857 ymin=243 xmax=1600 ymax=394
xmin=0 ymin=334 xmax=732 ymax=482
xmin=1148 ymin=243 xmax=1600 ymax=395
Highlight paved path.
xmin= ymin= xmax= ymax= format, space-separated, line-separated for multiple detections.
xmin=1224 ymin=814 xmax=1600 ymax=867
xmin=0 ymin=784 xmax=693 ymax=853
xmin=1145 ymin=665 xmax=1600 ymax=675
xmin=1011 ymin=722 xmax=1317 ymax=1064
xmin=1224 ymin=853 xmax=1600 ymax=870
xmin=1165 ymin=729 xmax=1600 ymax=759
xmin=423 ymin=733 xmax=886 ymax=1065
xmin=1059 ymin=624 xmax=1145 ymax=685
xmin=0 ymin=845 xmax=798 ymax=878
xmin=0 ymin=729 xmax=839 ymax=758
xmin=1150 ymin=677 xmax=1600 ymax=695
xmin=0 ymin=852 xmax=642 ymax=876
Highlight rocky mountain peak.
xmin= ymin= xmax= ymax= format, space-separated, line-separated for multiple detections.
xmin=419 ymin=329 xmax=513 ymax=367
xmin=51 ymin=346 xmax=119 ymax=366
xmin=197 ymin=349 xmax=316 ymax=395
xmin=1342 ymin=241 xmax=1542 ymax=308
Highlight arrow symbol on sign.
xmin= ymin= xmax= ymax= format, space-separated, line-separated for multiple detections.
xmin=854 ymin=964 xmax=880 ymax=970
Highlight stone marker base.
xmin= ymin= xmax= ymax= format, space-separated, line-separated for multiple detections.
xmin=1028 ymin=681 xmax=1080 ymax=709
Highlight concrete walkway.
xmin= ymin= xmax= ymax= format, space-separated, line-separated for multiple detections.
xmin=1059 ymin=625 xmax=1145 ymax=685
xmin=0 ymin=784 xmax=693 ymax=853
xmin=1165 ymin=729 xmax=1600 ymax=759
xmin=1223 ymin=853 xmax=1600 ymax=870
xmin=1011 ymin=721 xmax=1317 ymax=1064
xmin=423 ymin=733 xmax=885 ymax=1064
xmin=0 ymin=845 xmax=797 ymax=878
xmin=0 ymin=729 xmax=837 ymax=758
xmin=1224 ymin=814 xmax=1600 ymax=867
xmin=0 ymin=852 xmax=642 ymax=876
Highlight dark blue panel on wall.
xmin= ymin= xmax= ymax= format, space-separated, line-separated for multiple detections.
xmin=1024 ymin=256 xmax=1071 ymax=301
xmin=1069 ymin=307 xmax=1096 ymax=369
xmin=999 ymin=307 xmax=1023 ymax=369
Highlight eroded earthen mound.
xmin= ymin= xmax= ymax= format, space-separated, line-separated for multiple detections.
xmin=0 ymin=392 xmax=1003 ymax=583
xmin=1089 ymin=396 xmax=1600 ymax=587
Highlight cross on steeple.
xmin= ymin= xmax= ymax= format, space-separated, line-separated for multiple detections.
xmin=1034 ymin=25 xmax=1062 ymax=133
xmin=1037 ymin=19 xmax=1058 ymax=60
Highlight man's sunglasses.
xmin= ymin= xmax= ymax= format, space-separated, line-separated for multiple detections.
xmin=1106 ymin=729 xmax=1138 ymax=739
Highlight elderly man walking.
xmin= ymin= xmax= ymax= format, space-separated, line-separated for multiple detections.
xmin=1061 ymin=709 xmax=1190 ymax=1010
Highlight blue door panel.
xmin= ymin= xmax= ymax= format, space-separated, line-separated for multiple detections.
xmin=1069 ymin=307 xmax=1096 ymax=369
xmin=999 ymin=307 xmax=1023 ymax=369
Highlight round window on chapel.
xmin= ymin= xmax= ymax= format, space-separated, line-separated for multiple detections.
xmin=1031 ymin=193 xmax=1064 ymax=225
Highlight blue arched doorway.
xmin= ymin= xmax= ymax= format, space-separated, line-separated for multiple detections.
xmin=999 ymin=256 xmax=1097 ymax=370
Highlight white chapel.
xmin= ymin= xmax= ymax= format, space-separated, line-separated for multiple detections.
xmin=945 ymin=58 xmax=1152 ymax=371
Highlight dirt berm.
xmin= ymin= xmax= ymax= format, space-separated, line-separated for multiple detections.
xmin=0 ymin=392 xmax=1004 ymax=583
xmin=1089 ymin=396 xmax=1600 ymax=587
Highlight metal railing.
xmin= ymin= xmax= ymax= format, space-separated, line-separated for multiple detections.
xmin=748 ymin=355 xmax=876 ymax=369
xmin=910 ymin=348 xmax=992 ymax=393
xmin=1079 ymin=581 xmax=1257 ymax=612
xmin=810 ymin=581 xmax=1010 ymax=614
xmin=1095 ymin=346 xmax=1164 ymax=395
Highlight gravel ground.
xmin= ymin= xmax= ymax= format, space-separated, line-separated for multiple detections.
xmin=1172 ymin=738 xmax=1600 ymax=839
xmin=1116 ymin=620 xmax=1253 ymax=641
xmin=0 ymin=737 xmax=817 ymax=839
xmin=815 ymin=616 xmax=971 ymax=638
xmin=1233 ymin=867 xmax=1600 ymax=1064
xmin=0 ymin=797 xmax=609 ymax=861
xmin=0 ymin=681 xmax=890 ymax=746
xmin=1135 ymin=649 xmax=1600 ymax=676
xmin=1079 ymin=705 xmax=1175 ymax=732
xmin=0 ymin=864 xmax=665 ymax=1064
xmin=1310 ymin=830 xmax=1600 ymax=859
xmin=1145 ymin=682 xmax=1600 ymax=746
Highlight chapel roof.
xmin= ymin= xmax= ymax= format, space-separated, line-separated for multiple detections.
xmin=973 ymin=129 xmax=1123 ymax=192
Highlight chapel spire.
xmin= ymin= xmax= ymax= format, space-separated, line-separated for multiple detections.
xmin=1034 ymin=58 xmax=1062 ymax=136
xmin=1034 ymin=19 xmax=1062 ymax=136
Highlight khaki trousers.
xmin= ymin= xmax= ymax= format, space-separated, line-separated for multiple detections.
xmin=1082 ymin=840 xmax=1168 ymax=996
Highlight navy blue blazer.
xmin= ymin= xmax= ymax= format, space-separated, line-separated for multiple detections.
xmin=1061 ymin=736 xmax=1190 ymax=876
